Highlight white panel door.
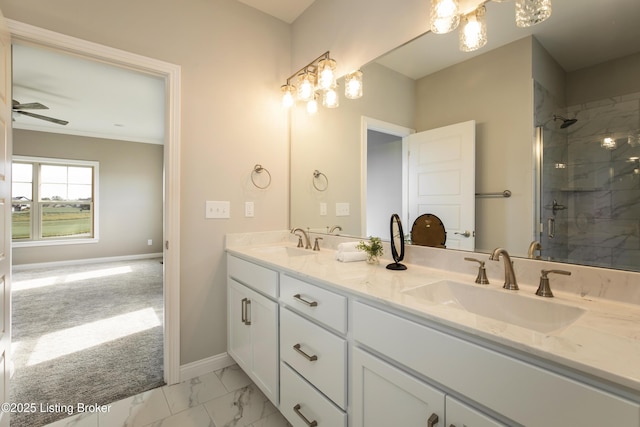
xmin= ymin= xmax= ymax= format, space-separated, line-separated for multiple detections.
xmin=351 ymin=347 xmax=445 ymax=427
xmin=0 ymin=8 xmax=10 ymax=427
xmin=407 ymin=120 xmax=475 ymax=250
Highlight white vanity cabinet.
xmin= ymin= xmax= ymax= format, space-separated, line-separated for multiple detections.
xmin=353 ymin=301 xmax=640 ymax=427
xmin=352 ymin=347 xmax=505 ymax=427
xmin=279 ymin=274 xmax=348 ymax=427
xmin=227 ymin=256 xmax=279 ymax=405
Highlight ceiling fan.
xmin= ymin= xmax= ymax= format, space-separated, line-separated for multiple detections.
xmin=12 ymin=100 xmax=69 ymax=126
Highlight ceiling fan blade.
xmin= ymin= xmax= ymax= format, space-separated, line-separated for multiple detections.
xmin=16 ymin=110 xmax=69 ymax=126
xmin=12 ymin=100 xmax=49 ymax=110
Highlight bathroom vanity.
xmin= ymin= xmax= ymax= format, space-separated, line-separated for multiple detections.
xmin=226 ymin=232 xmax=640 ymax=427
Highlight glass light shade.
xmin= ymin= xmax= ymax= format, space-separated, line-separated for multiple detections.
xmin=459 ymin=7 xmax=487 ymax=52
xmin=323 ymin=87 xmax=339 ymax=108
xmin=515 ymin=0 xmax=552 ymax=28
xmin=601 ymin=137 xmax=616 ymax=150
xmin=297 ymin=70 xmax=316 ymax=102
xmin=281 ymin=84 xmax=295 ymax=109
xmin=307 ymin=96 xmax=318 ymax=114
xmin=317 ymin=58 xmax=337 ymax=90
xmin=430 ymin=0 xmax=460 ymax=34
xmin=345 ymin=70 xmax=363 ymax=99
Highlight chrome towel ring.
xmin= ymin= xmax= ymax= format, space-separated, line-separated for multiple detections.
xmin=251 ymin=164 xmax=271 ymax=189
xmin=312 ymin=170 xmax=328 ymax=191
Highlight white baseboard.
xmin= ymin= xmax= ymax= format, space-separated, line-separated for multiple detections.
xmin=179 ymin=352 xmax=235 ymax=382
xmin=12 ymin=253 xmax=164 ymax=271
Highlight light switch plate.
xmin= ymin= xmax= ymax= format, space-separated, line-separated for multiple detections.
xmin=336 ymin=202 xmax=350 ymax=216
xmin=206 ymin=201 xmax=230 ymax=219
xmin=245 ymin=201 xmax=255 ymax=217
xmin=320 ymin=202 xmax=327 ymax=216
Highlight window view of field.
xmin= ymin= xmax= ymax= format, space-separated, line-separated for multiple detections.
xmin=12 ymin=161 xmax=94 ymax=241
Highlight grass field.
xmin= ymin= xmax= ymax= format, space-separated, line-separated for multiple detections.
xmin=12 ymin=205 xmax=92 ymax=240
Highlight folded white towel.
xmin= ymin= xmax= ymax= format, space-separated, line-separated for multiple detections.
xmin=336 ymin=251 xmax=368 ymax=263
xmin=337 ymin=242 xmax=360 ymax=253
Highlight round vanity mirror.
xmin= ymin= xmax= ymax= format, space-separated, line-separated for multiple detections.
xmin=387 ymin=214 xmax=407 ymax=270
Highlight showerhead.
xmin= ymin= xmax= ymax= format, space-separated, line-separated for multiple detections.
xmin=553 ymin=114 xmax=578 ymax=129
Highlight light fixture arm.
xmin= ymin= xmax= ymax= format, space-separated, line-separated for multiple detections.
xmin=284 ymin=51 xmax=331 ymax=86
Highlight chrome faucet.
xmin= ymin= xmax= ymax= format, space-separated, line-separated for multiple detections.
xmin=489 ymin=248 xmax=518 ymax=290
xmin=291 ymin=228 xmax=311 ymax=249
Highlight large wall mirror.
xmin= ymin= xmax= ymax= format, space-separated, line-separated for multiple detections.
xmin=290 ymin=0 xmax=640 ymax=272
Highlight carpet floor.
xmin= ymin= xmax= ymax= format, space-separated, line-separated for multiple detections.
xmin=9 ymin=258 xmax=165 ymax=427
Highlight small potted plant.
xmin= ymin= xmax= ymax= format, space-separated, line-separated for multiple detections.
xmin=357 ymin=236 xmax=384 ymax=264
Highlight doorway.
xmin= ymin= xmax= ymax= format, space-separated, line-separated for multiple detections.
xmin=7 ymin=18 xmax=180 ymax=392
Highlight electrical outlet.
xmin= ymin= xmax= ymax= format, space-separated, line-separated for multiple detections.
xmin=206 ymin=201 xmax=230 ymax=219
xmin=320 ymin=202 xmax=327 ymax=216
xmin=245 ymin=201 xmax=255 ymax=217
xmin=336 ymin=202 xmax=350 ymax=217
xmin=147 ymin=239 xmax=153 ymax=246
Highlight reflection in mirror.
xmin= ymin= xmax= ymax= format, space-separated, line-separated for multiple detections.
xmin=290 ymin=0 xmax=640 ymax=272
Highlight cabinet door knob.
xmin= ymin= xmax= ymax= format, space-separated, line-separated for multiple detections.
xmin=293 ymin=293 xmax=318 ymax=307
xmin=427 ymin=413 xmax=439 ymax=427
xmin=293 ymin=403 xmax=318 ymax=427
xmin=293 ymin=343 xmax=318 ymax=361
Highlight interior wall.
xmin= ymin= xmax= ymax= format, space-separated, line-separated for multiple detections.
xmin=289 ymin=62 xmax=415 ymax=236
xmin=12 ymin=130 xmax=163 ymax=264
xmin=414 ymin=37 xmax=535 ymax=255
xmin=0 ymin=0 xmax=291 ymax=365
xmin=367 ymin=130 xmax=403 ymax=238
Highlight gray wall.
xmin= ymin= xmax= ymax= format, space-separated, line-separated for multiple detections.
xmin=0 ymin=0 xmax=290 ymax=365
xmin=415 ymin=37 xmax=535 ymax=255
xmin=12 ymin=129 xmax=164 ymax=265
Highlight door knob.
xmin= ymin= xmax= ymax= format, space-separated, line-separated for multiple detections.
xmin=454 ymin=230 xmax=471 ymax=238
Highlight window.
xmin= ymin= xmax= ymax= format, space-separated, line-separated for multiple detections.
xmin=12 ymin=156 xmax=99 ymax=246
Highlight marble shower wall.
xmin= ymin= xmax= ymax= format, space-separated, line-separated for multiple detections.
xmin=536 ymin=83 xmax=640 ymax=271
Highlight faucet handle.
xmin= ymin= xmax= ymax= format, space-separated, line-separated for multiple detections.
xmin=536 ymin=269 xmax=571 ymax=297
xmin=464 ymin=257 xmax=489 ymax=285
xmin=295 ymin=234 xmax=304 ymax=248
xmin=313 ymin=237 xmax=323 ymax=251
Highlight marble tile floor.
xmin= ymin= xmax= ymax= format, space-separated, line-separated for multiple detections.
xmin=42 ymin=365 xmax=292 ymax=427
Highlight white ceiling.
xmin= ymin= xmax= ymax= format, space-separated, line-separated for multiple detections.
xmin=10 ymin=0 xmax=640 ymax=144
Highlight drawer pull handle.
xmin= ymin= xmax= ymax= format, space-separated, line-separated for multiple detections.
xmin=293 ymin=343 xmax=318 ymax=361
xmin=293 ymin=293 xmax=318 ymax=307
xmin=241 ymin=298 xmax=251 ymax=325
xmin=427 ymin=413 xmax=439 ymax=427
xmin=293 ymin=404 xmax=318 ymax=427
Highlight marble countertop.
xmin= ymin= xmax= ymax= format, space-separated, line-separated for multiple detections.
xmin=226 ymin=238 xmax=640 ymax=396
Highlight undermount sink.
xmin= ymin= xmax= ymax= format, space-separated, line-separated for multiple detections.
xmin=250 ymin=245 xmax=315 ymax=257
xmin=402 ymin=280 xmax=585 ymax=333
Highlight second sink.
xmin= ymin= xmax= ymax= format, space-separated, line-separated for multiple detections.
xmin=402 ymin=280 xmax=585 ymax=333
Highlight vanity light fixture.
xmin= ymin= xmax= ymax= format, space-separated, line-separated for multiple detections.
xmin=307 ymin=95 xmax=319 ymax=115
xmin=317 ymin=57 xmax=337 ymax=90
xmin=515 ymin=0 xmax=552 ymax=27
xmin=345 ymin=70 xmax=363 ymax=99
xmin=323 ymin=86 xmax=340 ymax=108
xmin=430 ymin=0 xmax=460 ymax=34
xmin=459 ymin=6 xmax=487 ymax=52
xmin=280 ymin=51 xmax=362 ymax=113
xmin=601 ymin=137 xmax=617 ymax=150
xmin=297 ymin=69 xmax=316 ymax=102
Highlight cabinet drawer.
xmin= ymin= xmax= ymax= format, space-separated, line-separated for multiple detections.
xmin=280 ymin=275 xmax=347 ymax=334
xmin=280 ymin=362 xmax=347 ymax=427
xmin=280 ymin=308 xmax=347 ymax=409
xmin=353 ymin=301 xmax=640 ymax=427
xmin=228 ymin=255 xmax=278 ymax=297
